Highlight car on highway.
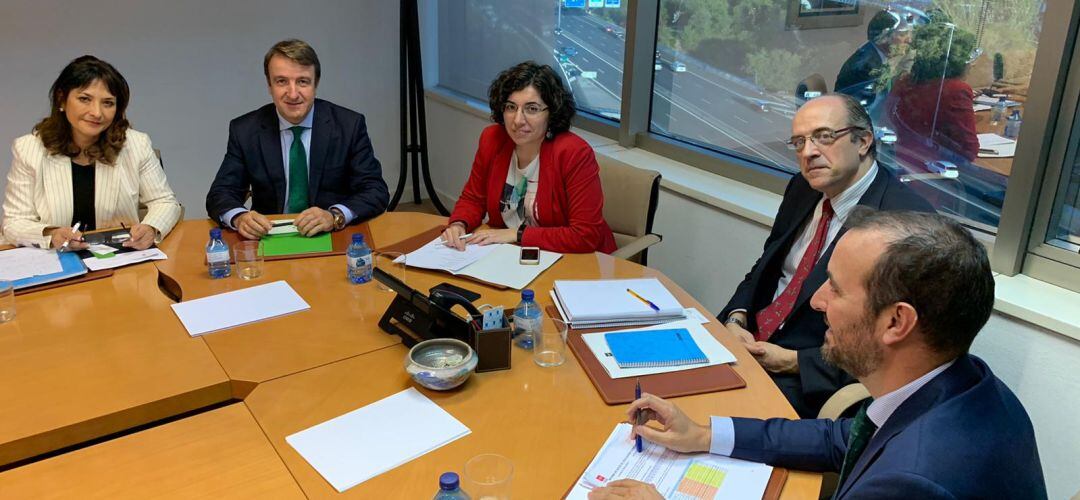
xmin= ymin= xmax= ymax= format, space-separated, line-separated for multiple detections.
xmin=554 ymin=27 xmax=563 ymax=36
xmin=566 ymin=67 xmax=581 ymax=78
xmin=601 ymin=25 xmax=613 ymax=34
xmin=669 ymin=61 xmax=687 ymax=72
xmin=654 ymin=58 xmax=662 ymax=71
xmin=560 ymin=46 xmax=578 ymax=57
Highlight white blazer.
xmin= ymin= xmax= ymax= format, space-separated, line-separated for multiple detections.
xmin=2 ymin=129 xmax=181 ymax=248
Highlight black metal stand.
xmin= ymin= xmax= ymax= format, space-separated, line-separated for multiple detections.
xmin=392 ymin=0 xmax=448 ymax=214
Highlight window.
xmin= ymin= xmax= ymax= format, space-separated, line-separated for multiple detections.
xmin=648 ymin=0 xmax=1048 ymax=231
xmin=435 ymin=0 xmax=627 ymax=121
xmin=1046 ymin=136 xmax=1080 ymax=253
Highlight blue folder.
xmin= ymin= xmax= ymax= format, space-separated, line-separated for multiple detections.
xmin=604 ymin=327 xmax=708 ymax=369
xmin=12 ymin=251 xmax=88 ymax=290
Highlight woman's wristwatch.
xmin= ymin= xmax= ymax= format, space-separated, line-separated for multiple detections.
xmin=516 ymin=222 xmax=527 ymax=244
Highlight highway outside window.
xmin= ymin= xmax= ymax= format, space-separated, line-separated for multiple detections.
xmin=649 ymin=0 xmax=1046 ymax=231
xmin=436 ymin=1 xmax=628 ymax=122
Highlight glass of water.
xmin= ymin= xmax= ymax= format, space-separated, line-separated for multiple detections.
xmin=0 ymin=280 xmax=15 ymax=323
xmin=234 ymin=241 xmax=264 ymax=280
xmin=534 ymin=316 xmax=567 ymax=367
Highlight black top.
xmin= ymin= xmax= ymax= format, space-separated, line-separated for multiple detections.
xmin=70 ymin=160 xmax=96 ymax=231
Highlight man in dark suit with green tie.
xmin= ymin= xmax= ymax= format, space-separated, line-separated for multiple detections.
xmin=206 ymin=39 xmax=388 ymax=239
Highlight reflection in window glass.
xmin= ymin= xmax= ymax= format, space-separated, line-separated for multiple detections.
xmin=650 ymin=1 xmax=1046 ymax=230
xmin=1046 ymin=123 xmax=1080 ymax=252
xmin=436 ymin=1 xmax=627 ymax=121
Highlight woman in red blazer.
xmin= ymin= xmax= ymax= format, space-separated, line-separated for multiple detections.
xmin=440 ymin=61 xmax=616 ymax=254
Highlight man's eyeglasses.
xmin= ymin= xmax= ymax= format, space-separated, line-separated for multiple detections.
xmin=503 ymin=102 xmax=549 ymax=117
xmin=786 ymin=126 xmax=865 ymax=152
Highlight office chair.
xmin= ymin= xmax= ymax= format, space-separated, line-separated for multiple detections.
xmin=596 ymin=155 xmax=662 ymax=265
xmin=816 ymin=382 xmax=872 ymax=499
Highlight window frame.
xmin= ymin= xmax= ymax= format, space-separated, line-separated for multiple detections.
xmin=1018 ymin=4 xmax=1080 ymax=293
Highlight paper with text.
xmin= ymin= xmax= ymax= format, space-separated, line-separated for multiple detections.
xmin=83 ymin=248 xmax=168 ymax=271
xmin=396 ymin=236 xmax=497 ymax=272
xmin=0 ymin=247 xmax=63 ymax=281
xmin=568 ymin=423 xmax=772 ymax=500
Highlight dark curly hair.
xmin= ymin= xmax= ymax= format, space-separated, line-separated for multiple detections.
xmin=909 ymin=21 xmax=976 ymax=84
xmin=488 ymin=61 xmax=576 ymax=137
xmin=33 ymin=55 xmax=131 ymax=165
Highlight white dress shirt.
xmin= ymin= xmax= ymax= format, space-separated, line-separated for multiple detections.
xmin=772 ymin=161 xmax=879 ymax=300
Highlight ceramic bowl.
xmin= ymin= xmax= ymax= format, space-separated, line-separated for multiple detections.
xmin=405 ymin=338 xmax=478 ymax=391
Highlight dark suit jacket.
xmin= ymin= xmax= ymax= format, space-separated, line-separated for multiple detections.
xmin=719 ymin=165 xmax=934 ymax=417
xmin=729 ymin=355 xmax=1047 ymax=499
xmin=205 ymin=99 xmax=389 ymax=225
xmin=835 ymin=42 xmax=885 ymax=106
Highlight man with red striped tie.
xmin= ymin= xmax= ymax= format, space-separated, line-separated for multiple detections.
xmin=718 ymin=94 xmax=933 ymax=417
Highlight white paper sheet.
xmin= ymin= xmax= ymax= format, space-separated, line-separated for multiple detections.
xmin=397 ymin=238 xmax=561 ymax=289
xmin=0 ymin=247 xmax=63 ymax=281
xmin=169 ymin=280 xmax=309 ymax=336
xmin=83 ymin=248 xmax=168 ymax=271
xmin=684 ymin=308 xmax=712 ymax=324
xmin=455 ymin=243 xmax=561 ymax=290
xmin=396 ymin=237 xmax=498 ymax=272
xmin=581 ymin=320 xmax=736 ymax=379
xmin=567 ymin=424 xmax=773 ymax=500
xmin=973 ymin=95 xmax=1020 ymax=107
xmin=977 ymin=133 xmax=1017 ymax=158
xmin=268 ymin=219 xmax=299 ymax=235
xmin=286 ymin=387 xmax=471 ymax=493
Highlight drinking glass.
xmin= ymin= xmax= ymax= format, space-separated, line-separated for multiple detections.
xmin=463 ymin=453 xmax=513 ymax=500
xmin=234 ymin=241 xmax=264 ymax=280
xmin=534 ymin=316 xmax=567 ymax=367
xmin=0 ymin=280 xmax=14 ymax=323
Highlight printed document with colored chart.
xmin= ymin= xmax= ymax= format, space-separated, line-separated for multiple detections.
xmin=568 ymin=423 xmax=772 ymax=500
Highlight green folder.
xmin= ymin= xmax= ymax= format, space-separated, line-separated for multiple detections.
xmin=261 ymin=232 xmax=333 ymax=257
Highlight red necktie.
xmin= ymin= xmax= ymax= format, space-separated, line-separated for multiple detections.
xmin=755 ymin=199 xmax=834 ymax=341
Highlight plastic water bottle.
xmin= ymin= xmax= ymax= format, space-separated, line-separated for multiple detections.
xmin=347 ymin=233 xmax=372 ymax=284
xmin=512 ymin=289 xmax=542 ymax=350
xmin=1004 ymin=110 xmax=1022 ymax=139
xmin=433 ymin=472 xmax=470 ymax=500
xmin=206 ymin=228 xmax=231 ymax=279
xmin=991 ymin=96 xmax=1007 ymax=125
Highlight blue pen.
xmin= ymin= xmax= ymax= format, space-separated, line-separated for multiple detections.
xmin=627 ymin=288 xmax=660 ymax=312
xmin=635 ymin=379 xmax=643 ymax=453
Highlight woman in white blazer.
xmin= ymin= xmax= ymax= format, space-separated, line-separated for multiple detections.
xmin=2 ymin=55 xmax=180 ymax=250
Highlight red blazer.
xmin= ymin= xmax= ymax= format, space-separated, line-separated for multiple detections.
xmin=889 ymin=76 xmax=979 ymax=162
xmin=449 ymin=125 xmax=616 ymax=254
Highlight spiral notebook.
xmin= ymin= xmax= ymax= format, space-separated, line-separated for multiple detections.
xmin=604 ymin=327 xmax=708 ymax=369
xmin=552 ymin=278 xmax=685 ymax=328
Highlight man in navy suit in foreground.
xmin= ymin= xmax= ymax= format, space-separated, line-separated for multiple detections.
xmin=589 ymin=209 xmax=1046 ymax=499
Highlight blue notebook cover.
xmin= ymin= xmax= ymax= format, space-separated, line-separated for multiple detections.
xmin=603 ymin=328 xmax=708 ymax=369
xmin=12 ymin=251 xmax=88 ymax=290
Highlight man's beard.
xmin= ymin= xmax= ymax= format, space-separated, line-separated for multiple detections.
xmin=822 ymin=313 xmax=883 ymax=378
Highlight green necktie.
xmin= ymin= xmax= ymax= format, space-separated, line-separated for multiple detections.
xmin=286 ymin=126 xmax=309 ymax=213
xmin=836 ymin=400 xmax=877 ymax=493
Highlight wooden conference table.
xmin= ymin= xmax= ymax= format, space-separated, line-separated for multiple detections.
xmin=0 ymin=212 xmax=820 ymax=498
